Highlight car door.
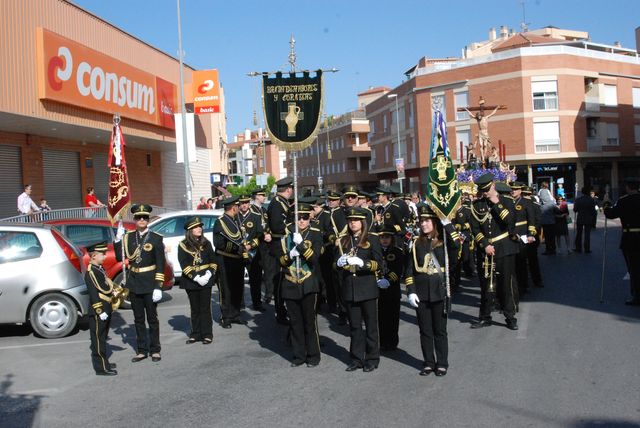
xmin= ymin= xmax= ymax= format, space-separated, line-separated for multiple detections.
xmin=148 ymin=216 xmax=185 ymax=277
xmin=200 ymin=214 xmax=219 ymax=248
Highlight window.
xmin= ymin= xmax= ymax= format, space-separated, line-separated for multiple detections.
xmin=605 ymin=123 xmax=619 ymax=146
xmin=384 ymin=145 xmax=389 ymax=163
xmin=532 ymin=81 xmax=558 ymax=111
xmin=408 ymin=99 xmax=414 ymax=129
xmin=0 ymin=231 xmax=43 ymax=264
xmin=370 ymin=119 xmax=376 ymax=135
xmin=383 ymin=114 xmax=388 ymax=132
xmin=456 ymin=130 xmax=471 ymax=162
xmin=586 ymin=118 xmax=598 ymax=138
xmin=603 ymin=85 xmax=617 ymax=106
xmin=633 ymin=88 xmax=640 ymax=109
xmin=455 ymin=91 xmax=469 ymax=120
xmin=398 ymin=105 xmax=405 ymax=130
xmin=533 ymin=121 xmax=560 ymax=153
xmin=635 ymin=125 xmax=640 ymax=144
xmin=65 ymin=225 xmax=112 ymax=247
xmin=150 ymin=218 xmax=182 ymax=238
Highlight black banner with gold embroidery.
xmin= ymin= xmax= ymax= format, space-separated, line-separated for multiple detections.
xmin=262 ymin=71 xmax=323 ymax=151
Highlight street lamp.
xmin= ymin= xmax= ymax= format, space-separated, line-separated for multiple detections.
xmin=387 ymin=93 xmax=403 ymax=193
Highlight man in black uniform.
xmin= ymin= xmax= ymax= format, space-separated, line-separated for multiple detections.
xmin=213 ymin=196 xmax=247 ymax=328
xmin=604 ymin=177 xmax=640 ymax=305
xmin=522 ymin=186 xmax=543 ymax=288
xmin=250 ymin=187 xmax=276 ymax=306
xmin=86 ymin=241 xmax=117 ymax=376
xmin=115 ymin=204 xmax=165 ymax=362
xmin=510 ymin=182 xmax=537 ymax=296
xmin=376 ymin=226 xmax=405 ymax=351
xmin=267 ymin=177 xmax=294 ymax=324
xmin=343 ymin=185 xmax=373 ymax=228
xmin=237 ymin=194 xmax=264 ymax=312
xmin=376 ymin=187 xmax=406 ymax=246
xmin=469 ymin=174 xmax=519 ymax=330
xmin=311 ymin=195 xmax=332 ymax=309
xmin=327 ymin=190 xmax=348 ymax=324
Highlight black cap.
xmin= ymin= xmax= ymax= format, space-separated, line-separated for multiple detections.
xmin=184 ymin=217 xmax=204 ymax=230
xmin=86 ymin=241 xmax=108 ymax=253
xmin=221 ymin=196 xmax=239 ymax=208
xmin=131 ymin=204 xmax=152 ymax=217
xmin=298 ymin=196 xmax=317 ymax=205
xmin=251 ymin=187 xmax=267 ymax=196
xmin=342 ymin=185 xmax=359 ymax=197
xmin=495 ymin=182 xmax=512 ymax=194
xmin=275 ymin=177 xmax=294 ymax=189
xmin=238 ymin=194 xmax=251 ymax=203
xmin=345 ymin=207 xmax=367 ymax=219
xmin=389 ymin=183 xmax=402 ymax=195
xmin=326 ymin=190 xmax=342 ymax=200
xmin=376 ymin=186 xmax=392 ymax=195
xmin=522 ymin=186 xmax=533 ymax=195
xmin=417 ymin=203 xmax=437 ymax=219
xmin=297 ymin=203 xmax=312 ymax=214
xmin=474 ymin=173 xmax=495 ymax=192
xmin=377 ymin=225 xmax=396 ymax=236
xmin=510 ymin=181 xmax=525 ymax=190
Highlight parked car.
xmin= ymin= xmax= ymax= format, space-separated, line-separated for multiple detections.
xmin=148 ymin=210 xmax=223 ymax=279
xmin=44 ymin=218 xmax=175 ymax=307
xmin=0 ymin=222 xmax=89 ymax=338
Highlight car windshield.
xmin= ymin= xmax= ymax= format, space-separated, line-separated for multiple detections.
xmin=0 ymin=231 xmax=43 ymax=264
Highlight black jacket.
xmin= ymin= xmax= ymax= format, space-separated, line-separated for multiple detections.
xmin=604 ymin=193 xmax=640 ymax=250
xmin=178 ymin=238 xmax=217 ymax=290
xmin=115 ymin=230 xmax=166 ymax=294
xmin=574 ymin=195 xmax=597 ymax=226
xmin=335 ymin=234 xmax=382 ymax=303
xmin=470 ymin=195 xmax=519 ymax=258
xmin=276 ymin=225 xmax=323 ymax=299
xmin=86 ymin=264 xmax=113 ymax=316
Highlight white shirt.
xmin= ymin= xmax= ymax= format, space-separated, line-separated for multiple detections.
xmin=17 ymin=192 xmax=39 ymax=214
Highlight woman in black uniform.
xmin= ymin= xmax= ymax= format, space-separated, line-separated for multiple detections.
xmin=405 ymin=204 xmax=459 ymax=376
xmin=178 ymin=217 xmax=218 ymax=344
xmin=336 ymin=207 xmax=383 ymax=373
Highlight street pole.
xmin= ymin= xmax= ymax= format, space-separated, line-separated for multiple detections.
xmin=388 ymin=94 xmax=403 ymax=193
xmin=316 ymin=117 xmax=323 ymax=192
xmin=176 ymin=0 xmax=192 ymax=209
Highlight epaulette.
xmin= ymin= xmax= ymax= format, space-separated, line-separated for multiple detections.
xmin=310 ymin=227 xmax=321 ymax=232
xmin=393 ymin=245 xmax=403 ymax=252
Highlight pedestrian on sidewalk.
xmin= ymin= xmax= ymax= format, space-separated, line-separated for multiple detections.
xmin=555 ymin=196 xmax=571 ymax=254
xmin=17 ymin=184 xmax=40 ymax=218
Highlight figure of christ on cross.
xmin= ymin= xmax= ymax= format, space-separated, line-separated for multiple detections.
xmin=459 ymin=97 xmax=506 ymax=166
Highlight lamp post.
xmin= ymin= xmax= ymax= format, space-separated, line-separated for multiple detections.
xmin=387 ymin=93 xmax=403 ymax=193
xmin=176 ymin=0 xmax=192 ymax=209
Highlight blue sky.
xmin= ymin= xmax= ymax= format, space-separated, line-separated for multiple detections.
xmin=72 ymin=0 xmax=638 ymax=139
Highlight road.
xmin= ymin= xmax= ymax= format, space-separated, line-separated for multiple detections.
xmin=1 ymin=217 xmax=639 ymax=428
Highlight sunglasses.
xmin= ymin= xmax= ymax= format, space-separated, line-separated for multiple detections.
xmin=345 ymin=195 xmax=357 ymax=199
xmin=134 ymin=216 xmax=149 ymax=221
xmin=297 ymin=214 xmax=310 ymax=220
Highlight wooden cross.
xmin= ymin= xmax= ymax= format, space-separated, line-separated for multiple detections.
xmin=456 ymin=96 xmax=506 ymax=114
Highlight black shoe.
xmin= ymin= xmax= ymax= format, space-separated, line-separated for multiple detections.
xmin=625 ymin=299 xmax=640 ymax=306
xmin=276 ymin=315 xmax=290 ymax=325
xmin=306 ymin=362 xmax=319 ymax=368
xmin=290 ymin=361 xmax=304 ymax=368
xmin=419 ymin=367 xmax=434 ymax=376
xmin=252 ymin=304 xmax=266 ymax=312
xmin=363 ymin=363 xmax=377 ymax=373
xmin=585 ymin=250 xmax=592 ymax=254
xmin=573 ymin=248 xmax=582 ymax=253
xmin=109 ymin=363 xmax=117 ymax=369
xmin=186 ymin=337 xmax=198 ymax=344
xmin=96 ymin=369 xmax=117 ymax=376
xmin=151 ymin=353 xmax=161 ymax=362
xmin=337 ymin=314 xmax=348 ymax=326
xmin=203 ymin=338 xmax=213 ymax=345
xmin=221 ymin=320 xmax=232 ymax=329
xmin=541 ymin=251 xmax=556 ymax=255
xmin=263 ymin=296 xmax=272 ymax=304
xmin=435 ymin=368 xmax=447 ymax=377
xmin=534 ymin=282 xmax=544 ymax=288
xmin=345 ymin=361 xmax=363 ymax=372
xmin=470 ymin=320 xmax=492 ymax=329
xmin=506 ymin=319 xmax=519 ymax=331
xmin=231 ymin=318 xmax=248 ymax=325
xmin=131 ymin=354 xmax=147 ymax=363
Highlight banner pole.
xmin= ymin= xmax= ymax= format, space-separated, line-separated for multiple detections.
xmin=600 ymin=216 xmax=607 ymax=303
xmin=293 ymin=151 xmax=300 ymax=280
xmin=443 ymin=227 xmax=451 ymax=314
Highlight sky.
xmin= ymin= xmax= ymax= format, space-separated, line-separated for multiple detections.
xmin=71 ymin=0 xmax=639 ymax=139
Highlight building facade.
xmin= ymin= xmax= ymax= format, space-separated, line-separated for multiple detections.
xmin=0 ymin=0 xmax=227 ymax=217
xmin=227 ymin=128 xmax=288 ymax=187
xmin=367 ymin=26 xmax=640 ymax=199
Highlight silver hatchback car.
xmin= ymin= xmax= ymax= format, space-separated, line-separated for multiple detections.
xmin=0 ymin=222 xmax=89 ymax=338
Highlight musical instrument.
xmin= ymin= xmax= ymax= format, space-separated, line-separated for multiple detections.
xmin=111 ymin=283 xmax=129 ymax=311
xmin=483 ymin=254 xmax=496 ymax=293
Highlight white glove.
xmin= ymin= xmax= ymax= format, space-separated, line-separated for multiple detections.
xmin=377 ymin=278 xmax=391 ymax=289
xmin=193 ymin=274 xmax=207 ymax=286
xmin=115 ymin=224 xmax=125 ymax=242
xmin=440 ymin=218 xmax=451 ymax=226
xmin=293 ymin=232 xmax=303 ymax=245
xmin=152 ymin=289 xmax=162 ymax=303
xmin=337 ymin=254 xmax=348 ymax=267
xmin=99 ymin=312 xmax=108 ymax=321
xmin=347 ymin=256 xmax=364 ymax=267
xmin=203 ymin=270 xmax=212 ymax=282
xmin=408 ymin=293 xmax=420 ymax=308
xmin=289 ymin=248 xmax=300 ymax=258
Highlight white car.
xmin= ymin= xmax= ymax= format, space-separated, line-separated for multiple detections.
xmin=148 ymin=210 xmax=223 ymax=279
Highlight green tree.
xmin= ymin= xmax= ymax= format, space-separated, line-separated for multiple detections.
xmin=226 ymin=175 xmax=276 ymax=197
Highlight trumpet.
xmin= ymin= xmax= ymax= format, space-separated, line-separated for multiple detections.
xmin=483 ymin=254 xmax=496 ymax=293
xmin=111 ymin=283 xmax=129 ymax=311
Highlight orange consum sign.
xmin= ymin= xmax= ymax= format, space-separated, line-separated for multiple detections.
xmin=192 ymin=69 xmax=221 ymax=114
xmin=36 ymin=28 xmax=177 ymax=129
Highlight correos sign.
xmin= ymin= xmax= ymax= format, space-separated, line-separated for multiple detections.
xmin=36 ymin=28 xmax=176 ymax=129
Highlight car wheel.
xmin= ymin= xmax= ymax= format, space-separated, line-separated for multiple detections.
xmin=113 ymin=272 xmax=132 ymax=310
xmin=29 ymin=293 xmax=78 ymax=339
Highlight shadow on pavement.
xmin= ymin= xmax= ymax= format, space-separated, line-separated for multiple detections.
xmin=247 ymin=309 xmax=291 ymax=362
xmin=380 ymin=347 xmax=424 ymax=371
xmin=0 ymin=374 xmax=44 ymax=428
xmin=109 ymin=311 xmax=137 ymax=352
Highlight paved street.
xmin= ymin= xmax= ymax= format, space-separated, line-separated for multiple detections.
xmin=1 ymin=217 xmax=639 ymax=428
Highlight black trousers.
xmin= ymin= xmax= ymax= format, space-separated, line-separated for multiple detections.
xmin=377 ymin=282 xmax=400 ymax=349
xmin=270 ymin=240 xmax=287 ymax=318
xmin=219 ymin=257 xmax=245 ymax=321
xmin=130 ymin=292 xmax=160 ymax=355
xmin=542 ymin=224 xmax=556 ymax=253
xmin=526 ymin=241 xmax=542 ymax=286
xmin=496 ymin=254 xmax=518 ymax=321
xmin=515 ymin=245 xmax=529 ymax=293
xmin=575 ymin=223 xmax=592 ymax=251
xmin=623 ymin=249 xmax=640 ymax=301
xmin=346 ymin=299 xmax=379 ymax=366
xmin=258 ymin=241 xmax=276 ymax=301
xmin=248 ymin=252 xmax=263 ymax=307
xmin=285 ymin=293 xmax=320 ymax=365
xmin=186 ymin=287 xmax=213 ymax=340
xmin=476 ymin=249 xmax=493 ymax=321
xmin=319 ymin=248 xmax=335 ymax=307
xmin=415 ymin=299 xmax=448 ymax=369
xmin=89 ymin=314 xmax=111 ymax=373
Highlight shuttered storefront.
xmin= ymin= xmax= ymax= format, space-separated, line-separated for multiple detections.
xmin=0 ymin=145 xmax=23 ymax=218
xmin=92 ymin=152 xmax=109 ymax=204
xmin=42 ymin=149 xmax=82 ymax=209
xmin=161 ymin=150 xmax=187 ymax=210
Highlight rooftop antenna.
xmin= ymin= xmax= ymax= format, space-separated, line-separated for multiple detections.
xmin=520 ymin=0 xmax=530 ymax=32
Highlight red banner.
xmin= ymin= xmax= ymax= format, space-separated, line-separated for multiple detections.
xmin=107 ymin=123 xmax=132 ymax=224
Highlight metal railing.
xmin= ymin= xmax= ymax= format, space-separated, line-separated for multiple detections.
xmin=1 ymin=205 xmax=175 ymax=223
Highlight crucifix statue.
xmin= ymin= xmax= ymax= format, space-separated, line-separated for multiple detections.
xmin=458 ymin=96 xmax=506 ymax=166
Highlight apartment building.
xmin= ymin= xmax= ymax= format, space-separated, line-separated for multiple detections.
xmin=228 ymin=129 xmax=288 ymax=186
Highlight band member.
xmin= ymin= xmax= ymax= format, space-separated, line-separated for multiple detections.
xmin=250 ymin=187 xmax=276 ymax=307
xmin=406 ymin=205 xmax=459 ymax=376
xmin=453 ymin=191 xmax=475 ymax=290
xmin=237 ymin=194 xmax=264 ymax=311
xmin=376 ymin=226 xmax=405 ymax=351
xmin=213 ymin=196 xmax=247 ymax=328
xmin=276 ymin=203 xmax=323 ymax=367
xmin=115 ymin=204 xmax=165 ymax=362
xmin=469 ymin=174 xmax=519 ymax=331
xmin=522 ymin=186 xmax=543 ymax=288
xmin=327 ymin=190 xmax=348 ymax=324
xmin=511 ymin=182 xmax=538 ymax=296
xmin=603 ymin=177 xmax=640 ymax=305
xmin=267 ymin=177 xmax=295 ymax=324
xmin=178 ymin=217 xmax=218 ymax=344
xmin=376 ymin=187 xmax=406 ymax=245
xmin=86 ymin=241 xmax=117 ymax=376
xmin=336 ymin=207 xmax=382 ymax=372
xmin=343 ymin=185 xmax=373 ymax=228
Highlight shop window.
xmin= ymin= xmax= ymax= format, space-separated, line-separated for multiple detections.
xmin=533 ymin=121 xmax=560 ymax=153
xmin=532 ymin=81 xmax=558 ymax=111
